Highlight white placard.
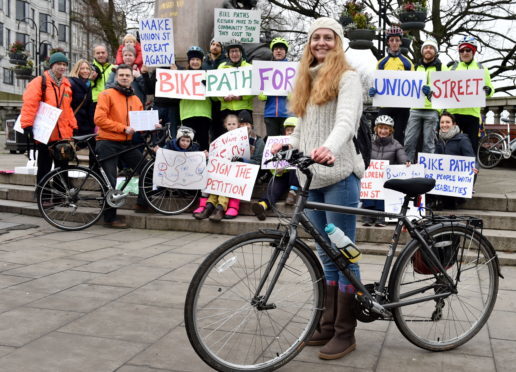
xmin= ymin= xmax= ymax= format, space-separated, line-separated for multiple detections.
xmin=418 ymin=153 xmax=475 ymax=198
xmin=205 ymin=66 xmax=253 ymax=97
xmin=261 ymin=136 xmax=293 ymax=170
xmin=360 ymin=160 xmax=389 ymax=200
xmin=204 ymin=157 xmax=259 ymax=201
xmin=209 ymin=127 xmax=250 ymax=160
xmin=153 ymin=148 xmax=207 ymax=190
xmin=155 ymin=69 xmax=206 ymax=100
xmin=139 ymin=18 xmax=175 ymax=66
xmin=430 ymin=69 xmax=485 ymax=109
xmin=129 ymin=110 xmax=159 ymax=131
xmin=214 ymin=8 xmax=261 ymax=43
xmin=14 ymin=115 xmax=23 ymax=134
xmin=384 ymin=164 xmax=426 ymax=220
xmin=251 ymin=61 xmax=298 ymax=96
xmin=372 ymin=70 xmax=427 ymax=108
xmin=33 ymin=102 xmax=62 ymax=144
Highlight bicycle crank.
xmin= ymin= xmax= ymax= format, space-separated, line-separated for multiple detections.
xmin=106 ymin=189 xmax=128 ymax=208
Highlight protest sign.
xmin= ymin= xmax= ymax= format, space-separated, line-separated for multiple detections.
xmin=372 ymin=70 xmax=426 ymax=108
xmin=129 ymin=110 xmax=159 ymax=131
xmin=430 ymin=69 xmax=485 ymax=109
xmin=209 ymin=127 xmax=250 ymax=160
xmin=32 ymin=102 xmax=62 ymax=144
xmin=418 ymin=153 xmax=475 ymax=198
xmin=155 ymin=69 xmax=206 ymax=100
xmin=214 ymin=8 xmax=261 ymax=43
xmin=360 ymin=160 xmax=389 ymax=199
xmin=261 ymin=136 xmax=293 ymax=170
xmin=205 ymin=66 xmax=253 ymax=97
xmin=139 ymin=18 xmax=174 ymax=66
xmin=251 ymin=61 xmax=298 ymax=96
xmin=384 ymin=164 xmax=426 ymax=219
xmin=153 ymin=149 xmax=207 ymax=190
xmin=204 ymin=157 xmax=260 ymax=201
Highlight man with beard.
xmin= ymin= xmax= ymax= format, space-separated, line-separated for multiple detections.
xmin=404 ymin=37 xmax=446 ymax=162
xmin=202 ymin=39 xmax=226 ymax=70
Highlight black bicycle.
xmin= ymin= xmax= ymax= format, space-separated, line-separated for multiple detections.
xmin=36 ymin=128 xmax=199 ymax=231
xmin=184 ymin=149 xmax=501 ymax=372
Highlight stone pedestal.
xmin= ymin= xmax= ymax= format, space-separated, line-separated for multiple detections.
xmin=155 ymin=0 xmax=225 ymax=64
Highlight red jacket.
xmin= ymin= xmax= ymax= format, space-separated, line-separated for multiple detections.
xmin=21 ymin=71 xmax=77 ymax=142
xmin=94 ymin=87 xmax=143 ymax=142
xmin=115 ymin=43 xmax=143 ymax=69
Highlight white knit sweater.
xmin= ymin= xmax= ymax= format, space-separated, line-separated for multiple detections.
xmin=290 ymin=65 xmax=365 ymax=189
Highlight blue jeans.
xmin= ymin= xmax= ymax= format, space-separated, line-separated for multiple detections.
xmin=404 ymin=109 xmax=439 ymax=163
xmin=306 ymin=175 xmax=361 ymax=290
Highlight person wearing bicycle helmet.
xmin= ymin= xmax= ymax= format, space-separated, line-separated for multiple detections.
xmin=272 ymin=17 xmax=364 ymax=361
xmin=447 ymin=36 xmax=494 ymax=154
xmin=404 ymin=37 xmax=446 ymax=162
xmin=361 ymin=115 xmax=410 ymax=226
xmin=369 ymin=26 xmax=414 ymax=144
xmin=257 ymin=37 xmax=291 ymax=136
xmin=215 ymin=40 xmax=254 ymax=139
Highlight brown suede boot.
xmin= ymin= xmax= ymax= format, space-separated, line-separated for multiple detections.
xmin=318 ymin=291 xmax=357 ymax=360
xmin=194 ymin=202 xmax=215 ymax=220
xmin=307 ymin=284 xmax=338 ymax=346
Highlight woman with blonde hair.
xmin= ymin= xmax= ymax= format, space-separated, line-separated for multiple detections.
xmin=272 ymin=17 xmax=365 ymax=361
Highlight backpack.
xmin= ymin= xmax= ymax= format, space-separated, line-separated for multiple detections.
xmin=353 ymin=113 xmax=373 ymax=169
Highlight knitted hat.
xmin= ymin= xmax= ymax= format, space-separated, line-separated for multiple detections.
xmin=49 ymin=52 xmax=69 ymax=66
xmin=307 ymin=17 xmax=344 ymax=42
xmin=176 ymin=126 xmax=195 ymax=141
xmin=238 ymin=110 xmax=253 ymax=125
xmin=421 ymin=37 xmax=438 ymax=54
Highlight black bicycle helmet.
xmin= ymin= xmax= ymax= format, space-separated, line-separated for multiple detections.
xmin=187 ymin=46 xmax=204 ymax=60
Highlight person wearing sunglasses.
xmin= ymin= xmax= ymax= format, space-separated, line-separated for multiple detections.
xmin=447 ymin=36 xmax=494 ymax=154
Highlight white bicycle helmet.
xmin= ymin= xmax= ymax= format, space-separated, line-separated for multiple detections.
xmin=375 ymin=115 xmax=395 ymax=127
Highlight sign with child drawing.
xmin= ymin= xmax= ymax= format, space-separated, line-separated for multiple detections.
xmin=209 ymin=127 xmax=250 ymax=160
xmin=360 ymin=160 xmax=389 ymax=199
xmin=372 ymin=70 xmax=426 ymax=108
xmin=153 ymin=149 xmax=207 ymax=190
xmin=261 ymin=136 xmax=294 ymax=170
xmin=204 ymin=157 xmax=260 ymax=201
xmin=139 ymin=18 xmax=175 ymax=66
xmin=214 ymin=8 xmax=261 ymax=43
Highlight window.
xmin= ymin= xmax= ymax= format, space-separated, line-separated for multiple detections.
xmin=6 ymin=0 xmax=11 ymax=18
xmin=58 ymin=0 xmax=66 ymax=12
xmin=58 ymin=24 xmax=67 ymax=42
xmin=6 ymin=28 xmax=11 ymax=48
xmin=39 ymin=13 xmax=51 ymax=33
xmin=3 ymin=68 xmax=14 ymax=85
xmin=0 ymin=23 xmax=3 ymax=47
xmin=15 ymin=32 xmax=29 ymax=45
xmin=0 ymin=0 xmax=3 ymax=12
xmin=15 ymin=0 xmax=28 ymax=21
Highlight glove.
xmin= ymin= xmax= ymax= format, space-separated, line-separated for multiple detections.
xmin=483 ymin=86 xmax=492 ymax=95
xmin=231 ymin=156 xmax=243 ymax=162
xmin=23 ymin=127 xmax=33 ymax=137
xmin=422 ymin=85 xmax=433 ymax=101
xmin=368 ymin=87 xmax=377 ymax=97
xmin=258 ymin=92 xmax=267 ymax=101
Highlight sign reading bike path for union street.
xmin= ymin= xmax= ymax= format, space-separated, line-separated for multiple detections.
xmin=139 ymin=18 xmax=175 ymax=66
xmin=214 ymin=8 xmax=261 ymax=43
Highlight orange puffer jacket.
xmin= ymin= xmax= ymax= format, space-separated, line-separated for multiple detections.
xmin=94 ymin=87 xmax=143 ymax=141
xmin=21 ymin=71 xmax=77 ymax=142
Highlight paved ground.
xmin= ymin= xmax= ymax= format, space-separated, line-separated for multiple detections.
xmin=0 ymin=212 xmax=514 ymax=371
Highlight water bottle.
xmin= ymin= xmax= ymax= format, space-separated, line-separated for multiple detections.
xmin=325 ymin=224 xmax=362 ymax=263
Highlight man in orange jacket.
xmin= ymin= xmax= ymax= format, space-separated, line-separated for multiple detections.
xmin=21 ymin=52 xmax=77 ymax=184
xmin=94 ymin=64 xmax=150 ymax=228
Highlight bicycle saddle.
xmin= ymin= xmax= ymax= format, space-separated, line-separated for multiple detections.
xmin=72 ymin=133 xmax=98 ymax=141
xmin=384 ymin=178 xmax=436 ymax=197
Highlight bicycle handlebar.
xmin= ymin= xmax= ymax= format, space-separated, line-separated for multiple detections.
xmin=265 ymin=149 xmax=334 ymax=170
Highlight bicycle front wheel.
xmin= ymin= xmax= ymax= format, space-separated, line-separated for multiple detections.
xmin=389 ymin=223 xmax=499 ymax=351
xmin=184 ymin=231 xmax=324 ymax=372
xmin=477 ymin=132 xmax=506 ymax=169
xmin=37 ymin=166 xmax=106 ymax=231
xmin=140 ymin=160 xmax=199 ymax=215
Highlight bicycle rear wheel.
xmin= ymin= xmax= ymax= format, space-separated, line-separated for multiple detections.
xmin=477 ymin=132 xmax=506 ymax=169
xmin=140 ymin=160 xmax=199 ymax=215
xmin=184 ymin=231 xmax=324 ymax=372
xmin=37 ymin=166 xmax=106 ymax=231
xmin=389 ymin=223 xmax=499 ymax=351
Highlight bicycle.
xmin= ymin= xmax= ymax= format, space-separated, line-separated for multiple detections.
xmin=36 ymin=128 xmax=199 ymax=231
xmin=477 ymin=117 xmax=516 ymax=169
xmin=184 ymin=149 xmax=502 ymax=372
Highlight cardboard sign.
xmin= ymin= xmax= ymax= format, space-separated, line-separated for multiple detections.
xmin=129 ymin=110 xmax=159 ymax=131
xmin=155 ymin=69 xmax=206 ymax=100
xmin=261 ymin=136 xmax=293 ymax=170
xmin=360 ymin=160 xmax=389 ymax=199
xmin=153 ymin=149 xmax=207 ymax=190
xmin=251 ymin=61 xmax=298 ymax=96
xmin=214 ymin=8 xmax=261 ymax=43
xmin=384 ymin=164 xmax=426 ymax=220
xmin=204 ymin=157 xmax=259 ymax=201
xmin=139 ymin=18 xmax=175 ymax=66
xmin=209 ymin=126 xmax=250 ymax=160
xmin=372 ymin=70 xmax=426 ymax=108
xmin=32 ymin=102 xmax=62 ymax=144
xmin=205 ymin=67 xmax=253 ymax=97
xmin=430 ymin=69 xmax=485 ymax=109
xmin=418 ymin=153 xmax=475 ymax=198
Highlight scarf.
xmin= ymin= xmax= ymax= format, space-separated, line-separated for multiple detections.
xmin=48 ymin=70 xmax=63 ymax=87
xmin=113 ymin=82 xmax=135 ymax=97
xmin=439 ymin=125 xmax=460 ymax=141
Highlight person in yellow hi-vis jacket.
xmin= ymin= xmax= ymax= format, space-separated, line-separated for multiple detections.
xmin=447 ymin=36 xmax=494 ymax=154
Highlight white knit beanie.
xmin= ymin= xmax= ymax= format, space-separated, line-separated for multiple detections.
xmin=307 ymin=17 xmax=345 ymax=42
xmin=421 ymin=37 xmax=439 ymax=54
